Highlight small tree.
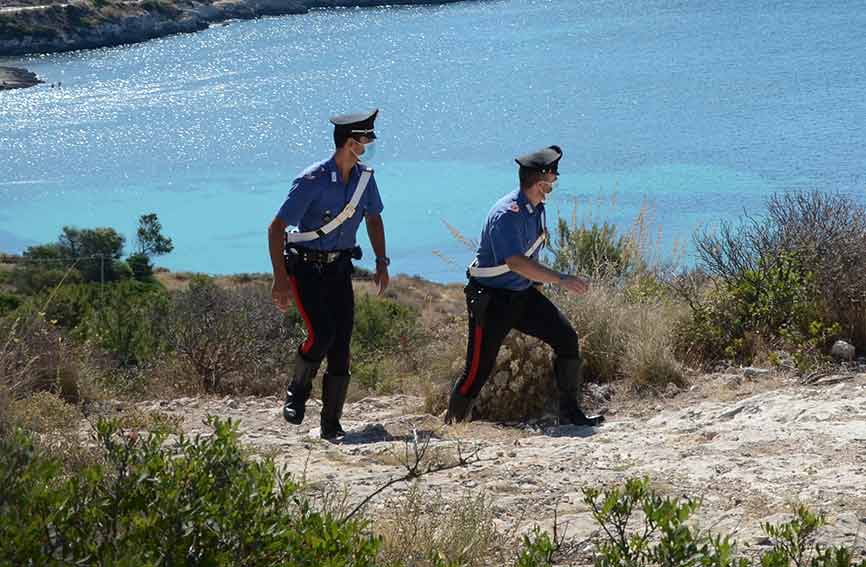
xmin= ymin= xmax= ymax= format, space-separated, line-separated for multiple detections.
xmin=58 ymin=226 xmax=127 ymax=283
xmin=130 ymin=213 xmax=173 ymax=280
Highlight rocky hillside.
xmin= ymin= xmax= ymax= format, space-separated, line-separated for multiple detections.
xmin=117 ymin=368 xmax=866 ymax=563
xmin=0 ymin=0 xmax=469 ymax=56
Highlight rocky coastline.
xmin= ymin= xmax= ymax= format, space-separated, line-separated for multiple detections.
xmin=0 ymin=0 xmax=470 ymax=57
xmin=0 ymin=64 xmax=42 ymax=89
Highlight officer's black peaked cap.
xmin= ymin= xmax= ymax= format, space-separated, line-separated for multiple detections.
xmin=329 ymin=109 xmax=378 ymax=140
xmin=515 ymin=145 xmax=562 ymax=173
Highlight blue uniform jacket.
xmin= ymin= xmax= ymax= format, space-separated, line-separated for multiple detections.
xmin=276 ymin=157 xmax=384 ymax=251
xmin=472 ymin=188 xmax=546 ymax=291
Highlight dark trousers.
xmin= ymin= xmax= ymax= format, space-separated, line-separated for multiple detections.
xmin=288 ymin=257 xmax=354 ymax=376
xmin=454 ymin=284 xmax=579 ymax=399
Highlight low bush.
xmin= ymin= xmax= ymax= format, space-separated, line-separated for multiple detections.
xmin=0 ymin=417 xmax=382 ymax=566
xmin=551 ymin=218 xmax=640 ymax=279
xmin=166 ymin=277 xmax=304 ymax=393
xmin=350 ymin=293 xmax=421 ymax=394
xmin=582 ymin=477 xmax=866 ymax=567
xmin=0 ymin=292 xmax=20 ymax=317
xmin=689 ymin=190 xmax=866 ymax=364
xmin=674 ymin=254 xmax=841 ymax=369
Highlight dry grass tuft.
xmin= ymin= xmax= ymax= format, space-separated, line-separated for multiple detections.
xmin=559 ymin=283 xmax=687 ymax=389
xmin=376 ymin=484 xmax=511 ymax=567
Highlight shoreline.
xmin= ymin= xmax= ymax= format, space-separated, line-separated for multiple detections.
xmin=0 ymin=65 xmax=42 ymax=89
xmin=0 ymin=0 xmax=473 ymax=57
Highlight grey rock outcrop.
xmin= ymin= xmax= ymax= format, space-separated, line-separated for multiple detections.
xmin=831 ymin=340 xmax=856 ymax=362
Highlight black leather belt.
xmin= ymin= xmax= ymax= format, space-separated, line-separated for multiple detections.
xmin=296 ymin=248 xmax=350 ymax=264
xmin=291 ymin=245 xmax=364 ymax=265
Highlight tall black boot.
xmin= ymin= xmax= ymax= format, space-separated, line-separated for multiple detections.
xmin=444 ymin=385 xmax=475 ymax=424
xmin=554 ymin=356 xmax=605 ymax=427
xmin=320 ymin=373 xmax=350 ymax=441
xmin=283 ymin=352 xmax=320 ymax=425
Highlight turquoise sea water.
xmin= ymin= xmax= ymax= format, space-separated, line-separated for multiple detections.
xmin=1 ymin=0 xmax=865 ymax=281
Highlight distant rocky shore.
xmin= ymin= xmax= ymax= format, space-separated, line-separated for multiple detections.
xmin=0 ymin=65 xmax=42 ymax=89
xmin=0 ymin=0 xmax=470 ymax=57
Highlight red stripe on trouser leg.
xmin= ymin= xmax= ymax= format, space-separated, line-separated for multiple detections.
xmin=459 ymin=324 xmax=484 ymax=396
xmin=289 ymin=275 xmax=315 ymax=354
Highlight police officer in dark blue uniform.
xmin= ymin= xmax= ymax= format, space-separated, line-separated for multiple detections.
xmin=268 ymin=109 xmax=390 ymax=441
xmin=445 ymin=145 xmax=604 ymax=427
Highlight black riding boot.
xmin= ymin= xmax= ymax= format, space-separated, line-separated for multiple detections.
xmin=283 ymin=353 xmax=320 ymax=425
xmin=320 ymin=373 xmax=350 ymax=441
xmin=554 ymin=356 xmax=605 ymax=426
xmin=444 ymin=386 xmax=475 ymax=424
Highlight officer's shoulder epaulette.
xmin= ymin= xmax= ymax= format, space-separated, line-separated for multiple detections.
xmin=506 ymin=201 xmax=520 ymax=213
xmin=361 ymin=165 xmax=374 ymax=173
xmin=298 ymin=162 xmax=327 ymax=182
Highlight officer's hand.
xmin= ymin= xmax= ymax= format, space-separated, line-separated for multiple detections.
xmin=272 ymin=276 xmax=292 ymax=312
xmin=560 ymin=274 xmax=590 ymax=295
xmin=374 ymin=265 xmax=390 ymax=296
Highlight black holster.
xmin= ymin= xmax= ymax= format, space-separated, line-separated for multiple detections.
xmin=465 ymin=280 xmax=492 ymax=322
xmin=283 ymin=234 xmax=299 ymax=275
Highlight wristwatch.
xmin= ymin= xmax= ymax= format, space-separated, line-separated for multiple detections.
xmin=376 ymin=256 xmax=390 ymax=267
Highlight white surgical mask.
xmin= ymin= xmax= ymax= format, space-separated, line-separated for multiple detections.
xmin=350 ymin=140 xmax=376 ymax=162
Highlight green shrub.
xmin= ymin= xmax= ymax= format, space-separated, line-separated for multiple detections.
xmin=9 ymin=265 xmax=83 ymax=295
xmin=0 ymin=292 xmax=20 ymax=318
xmin=126 ymin=252 xmax=153 ymax=281
xmin=353 ymin=294 xmax=419 ymax=355
xmin=581 ymin=477 xmax=866 ymax=567
xmin=0 ymin=417 xmax=381 ymax=566
xmin=674 ymin=254 xmax=839 ymax=368
xmin=10 ymin=281 xmax=170 ymax=367
xmin=694 ymin=190 xmax=866 ymax=354
xmin=350 ymin=294 xmax=420 ymax=393
xmin=24 ymin=282 xmax=102 ymax=329
xmin=552 ymin=218 xmax=639 ymax=278
xmin=514 ymin=528 xmax=556 ymax=567
xmin=76 ymin=281 xmax=170 ymax=366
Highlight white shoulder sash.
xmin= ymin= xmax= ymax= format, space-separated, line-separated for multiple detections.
xmin=285 ymin=168 xmax=373 ymax=244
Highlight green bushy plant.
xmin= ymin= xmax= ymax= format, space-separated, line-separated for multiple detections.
xmin=351 ymin=294 xmax=420 ymax=392
xmin=0 ymin=417 xmax=381 ymax=566
xmin=353 ymin=294 xmax=419 ymax=355
xmin=514 ymin=528 xmax=557 ymax=567
xmin=76 ymin=281 xmax=170 ymax=366
xmin=10 ymin=265 xmax=83 ymax=295
xmin=581 ymin=478 xmax=866 ymax=567
xmin=0 ymin=292 xmax=20 ymax=317
xmin=10 ymin=281 xmax=170 ymax=367
xmin=552 ymin=218 xmax=640 ymax=279
xmin=674 ymin=254 xmax=839 ymax=367
xmin=692 ymin=191 xmax=866 ymax=359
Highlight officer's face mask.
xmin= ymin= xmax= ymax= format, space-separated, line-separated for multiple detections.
xmin=349 ymin=139 xmax=376 ymax=162
xmin=538 ymin=176 xmax=558 ymax=198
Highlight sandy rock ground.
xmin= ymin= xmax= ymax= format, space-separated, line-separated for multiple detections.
xmin=128 ymin=370 xmax=866 ymax=562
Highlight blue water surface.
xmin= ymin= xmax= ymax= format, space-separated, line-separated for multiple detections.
xmin=1 ymin=0 xmax=865 ymax=281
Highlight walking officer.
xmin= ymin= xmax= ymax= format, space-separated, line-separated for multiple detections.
xmin=445 ymin=145 xmax=604 ymax=427
xmin=268 ymin=109 xmax=390 ymax=441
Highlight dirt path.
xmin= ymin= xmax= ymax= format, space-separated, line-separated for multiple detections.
xmin=130 ymin=371 xmax=866 ymax=558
